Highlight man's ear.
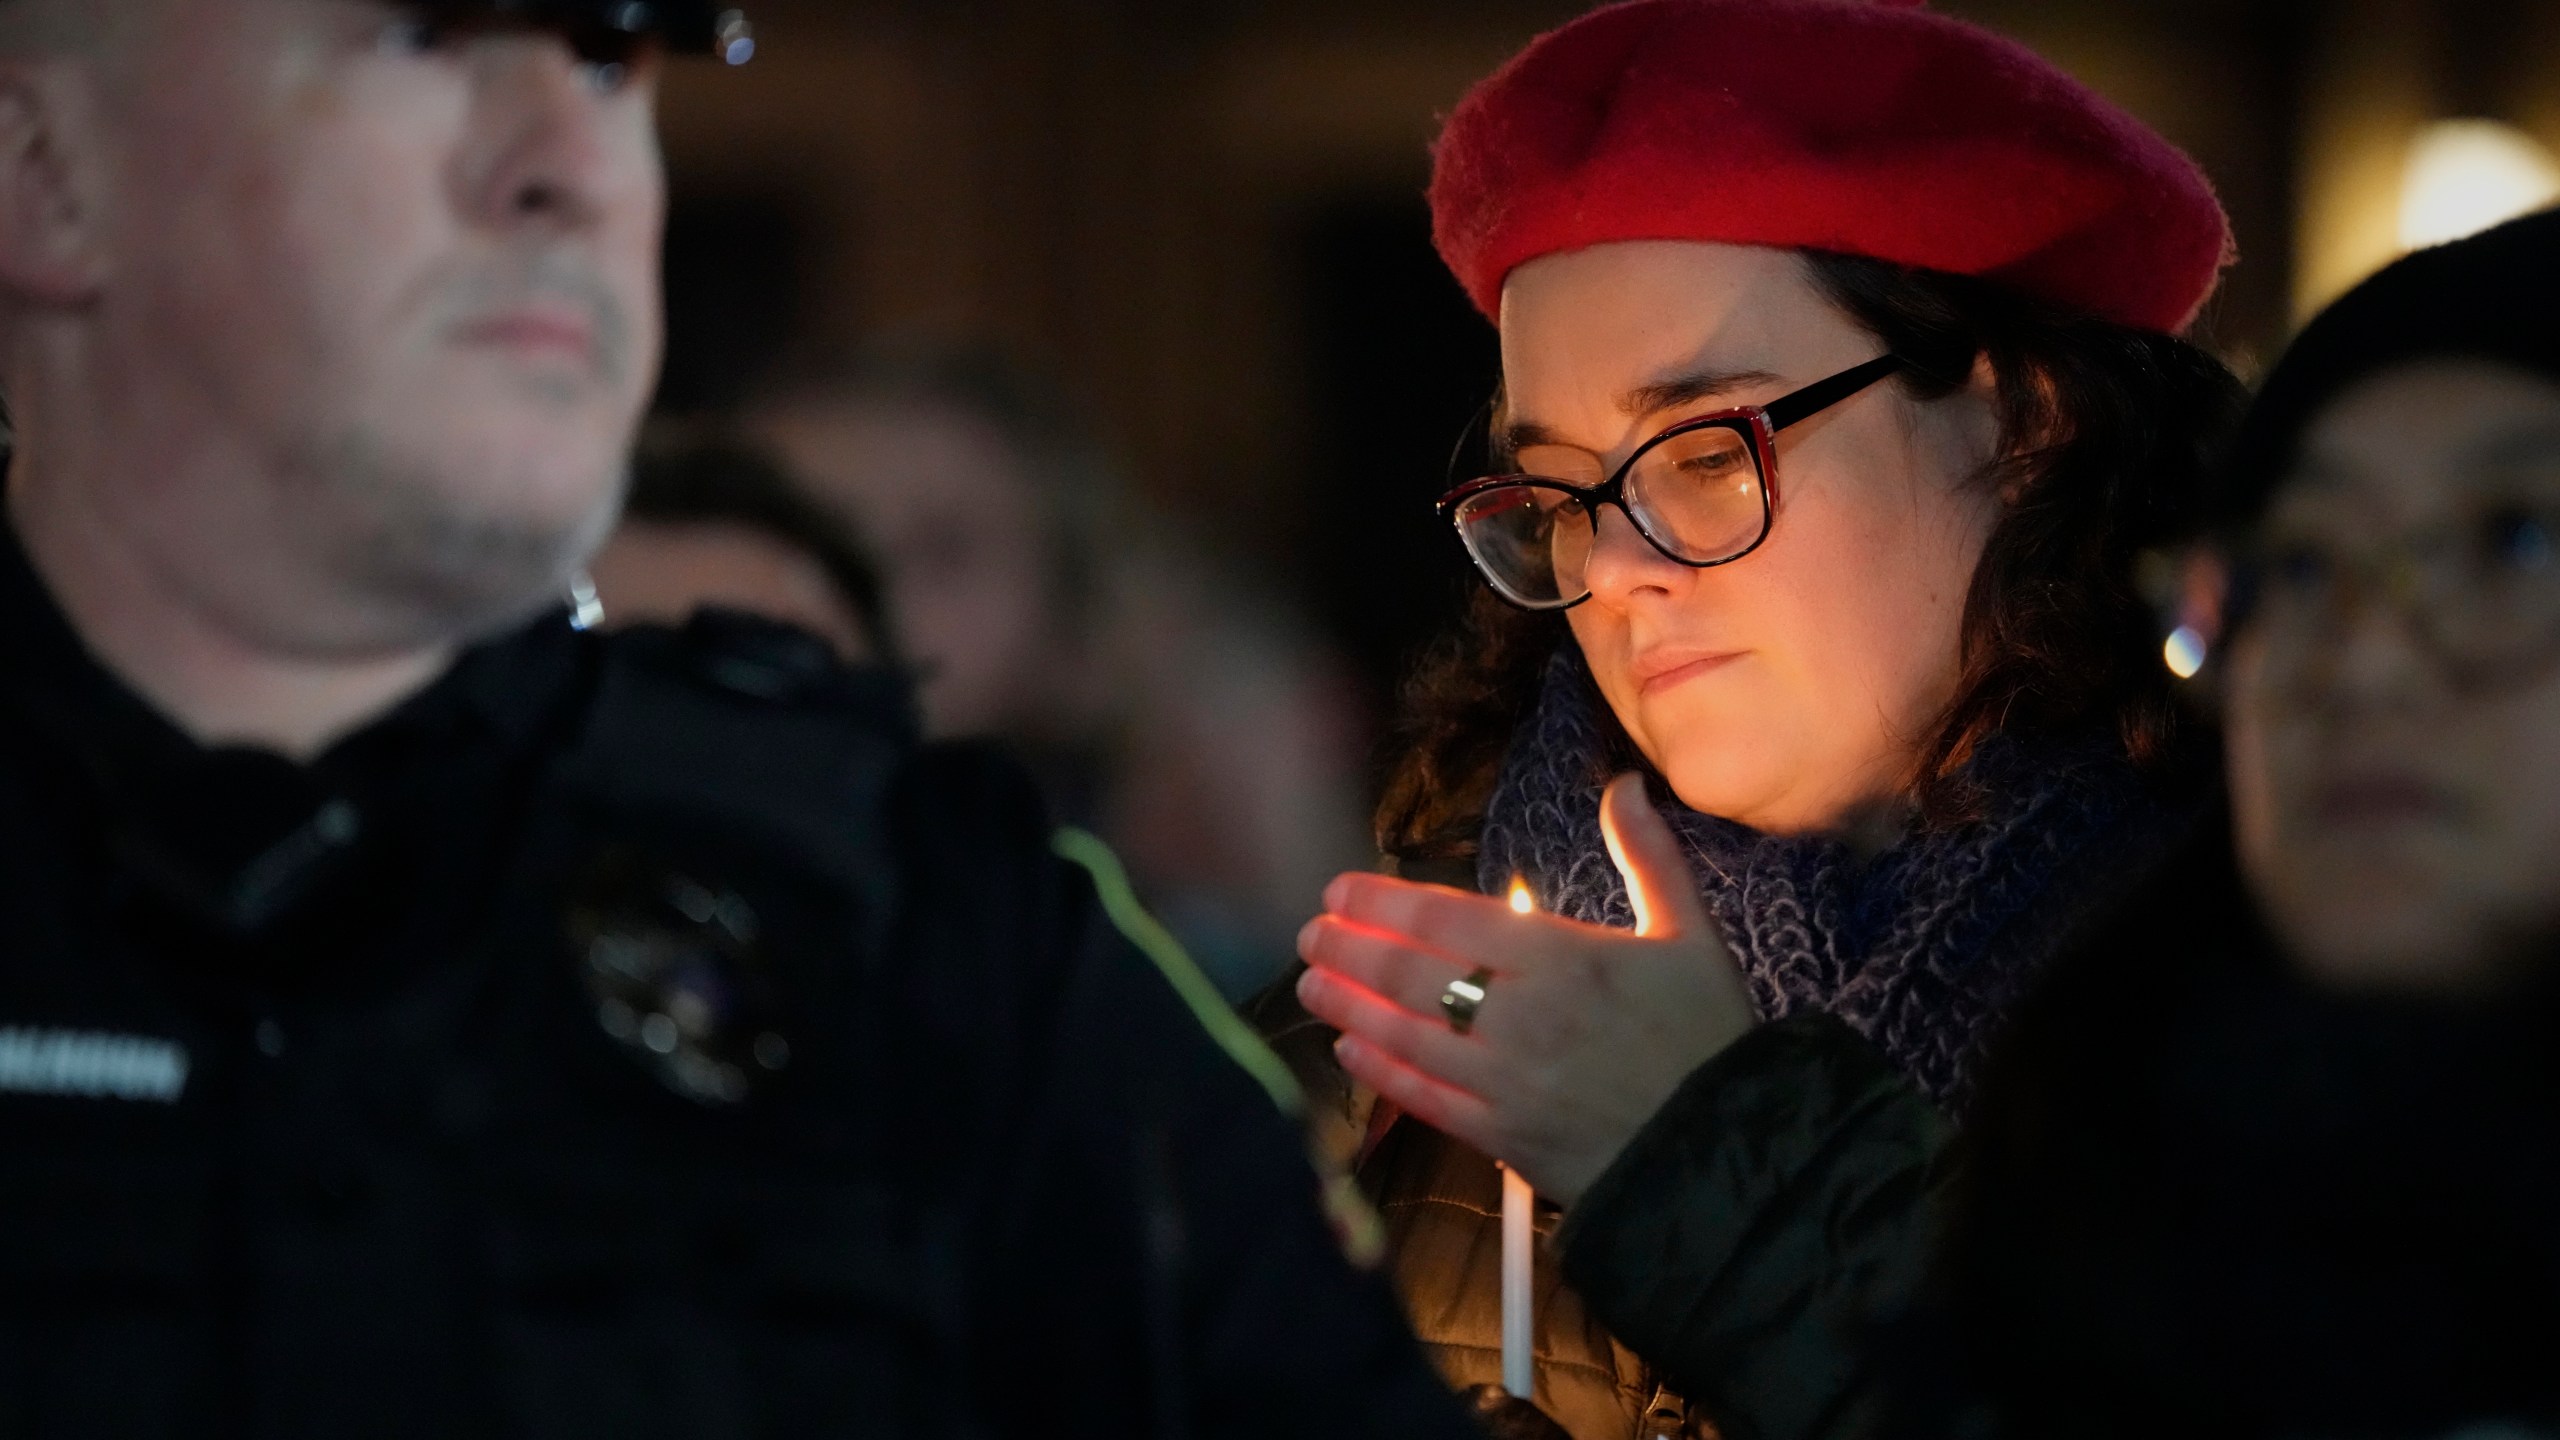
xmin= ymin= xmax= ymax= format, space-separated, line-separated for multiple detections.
xmin=0 ymin=63 xmax=104 ymax=306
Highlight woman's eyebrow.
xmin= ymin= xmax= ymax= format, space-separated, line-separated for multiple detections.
xmin=1494 ymin=418 xmax=1569 ymax=455
xmin=1618 ymin=367 xmax=1781 ymax=421
xmin=1496 ymin=367 xmax=1784 ymax=456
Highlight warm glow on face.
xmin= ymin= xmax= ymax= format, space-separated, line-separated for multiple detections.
xmin=1508 ymin=878 xmax=1536 ymax=915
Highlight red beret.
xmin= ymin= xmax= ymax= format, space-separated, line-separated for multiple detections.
xmin=1428 ymin=0 xmax=2234 ymax=335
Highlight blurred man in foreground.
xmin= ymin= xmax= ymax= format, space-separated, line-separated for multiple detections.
xmin=0 ymin=3 xmax=1473 ymax=1434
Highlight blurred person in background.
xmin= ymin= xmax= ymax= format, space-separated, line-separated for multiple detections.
xmin=1927 ymin=208 xmax=2560 ymax=1439
xmin=1282 ymin=2 xmax=2243 ymax=1434
xmin=0 ymin=2 xmax=1489 ymax=1433
xmin=745 ymin=347 xmax=1372 ymax=998
xmin=745 ymin=348 xmax=1103 ymax=747
xmin=588 ymin=427 xmax=892 ymax=663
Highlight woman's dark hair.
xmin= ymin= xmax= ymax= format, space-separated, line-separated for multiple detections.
xmin=1376 ymin=250 xmax=2247 ymax=861
xmin=625 ymin=427 xmax=899 ymax=664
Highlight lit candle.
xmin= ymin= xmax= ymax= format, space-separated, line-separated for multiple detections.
xmin=1501 ymin=876 xmax=1537 ymax=1401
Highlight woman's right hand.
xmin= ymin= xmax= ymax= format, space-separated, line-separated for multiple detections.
xmin=1295 ymin=774 xmax=1759 ymax=1206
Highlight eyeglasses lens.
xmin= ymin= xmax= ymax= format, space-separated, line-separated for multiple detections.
xmin=2448 ymin=504 xmax=2560 ymax=664
xmin=2258 ymin=501 xmax=2560 ymax=673
xmin=1451 ymin=421 xmax=1769 ymax=610
xmin=1453 ymin=485 xmax=1591 ymax=609
xmin=1625 ymin=425 xmax=1768 ymax=564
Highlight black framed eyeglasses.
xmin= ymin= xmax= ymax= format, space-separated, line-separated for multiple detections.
xmin=2240 ymin=500 xmax=2560 ymax=685
xmin=1435 ymin=354 xmax=1907 ymax=611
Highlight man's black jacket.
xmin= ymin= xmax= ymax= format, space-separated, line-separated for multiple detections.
xmin=0 ymin=529 xmax=1467 ymax=1439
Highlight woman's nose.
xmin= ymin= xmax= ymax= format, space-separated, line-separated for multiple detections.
xmin=1580 ymin=504 xmax=1688 ymax=607
xmin=2289 ymin=586 xmax=2439 ymax=711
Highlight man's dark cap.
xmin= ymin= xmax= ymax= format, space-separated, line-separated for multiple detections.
xmin=419 ymin=1 xmax=754 ymax=62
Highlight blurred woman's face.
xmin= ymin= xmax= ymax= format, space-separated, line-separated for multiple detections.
xmin=1498 ymin=242 xmax=2003 ymax=835
xmin=2228 ymin=359 xmax=2560 ymax=993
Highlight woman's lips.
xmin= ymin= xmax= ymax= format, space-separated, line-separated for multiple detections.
xmin=1633 ymin=649 xmax=1747 ymax=697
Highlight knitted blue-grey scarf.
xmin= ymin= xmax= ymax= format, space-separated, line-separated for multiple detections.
xmin=1477 ymin=649 xmax=2163 ymax=1109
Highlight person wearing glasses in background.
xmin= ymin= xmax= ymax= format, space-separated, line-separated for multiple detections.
xmin=1925 ymin=208 xmax=2560 ymax=1437
xmin=1280 ymin=2 xmax=2242 ymax=1435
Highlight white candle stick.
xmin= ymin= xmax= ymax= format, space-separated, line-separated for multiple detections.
xmin=1500 ymin=1161 xmax=1535 ymax=1400
xmin=1500 ymin=873 xmax=1539 ymax=1402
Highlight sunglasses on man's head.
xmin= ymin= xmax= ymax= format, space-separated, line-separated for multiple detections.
xmin=403 ymin=0 xmax=754 ymax=61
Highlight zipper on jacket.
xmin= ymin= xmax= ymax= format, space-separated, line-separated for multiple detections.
xmin=1641 ymin=1382 xmax=1697 ymax=1439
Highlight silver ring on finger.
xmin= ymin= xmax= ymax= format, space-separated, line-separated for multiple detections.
xmin=1440 ymin=966 xmax=1495 ymax=1036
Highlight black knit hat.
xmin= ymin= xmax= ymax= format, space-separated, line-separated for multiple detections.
xmin=2216 ymin=207 xmax=2560 ymax=533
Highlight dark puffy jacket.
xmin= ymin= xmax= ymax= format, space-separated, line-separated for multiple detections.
xmin=1351 ymin=1017 xmax=1950 ymax=1440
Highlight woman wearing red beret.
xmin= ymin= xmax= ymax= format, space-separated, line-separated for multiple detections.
xmin=1282 ymin=1 xmax=2242 ymax=1435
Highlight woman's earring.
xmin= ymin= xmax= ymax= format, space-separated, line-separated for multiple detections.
xmin=2163 ymin=622 xmax=2210 ymax=680
xmin=2140 ymin=545 xmax=2229 ymax=683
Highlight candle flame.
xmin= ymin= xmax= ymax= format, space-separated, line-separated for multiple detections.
xmin=1508 ymin=877 xmax=1535 ymax=915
